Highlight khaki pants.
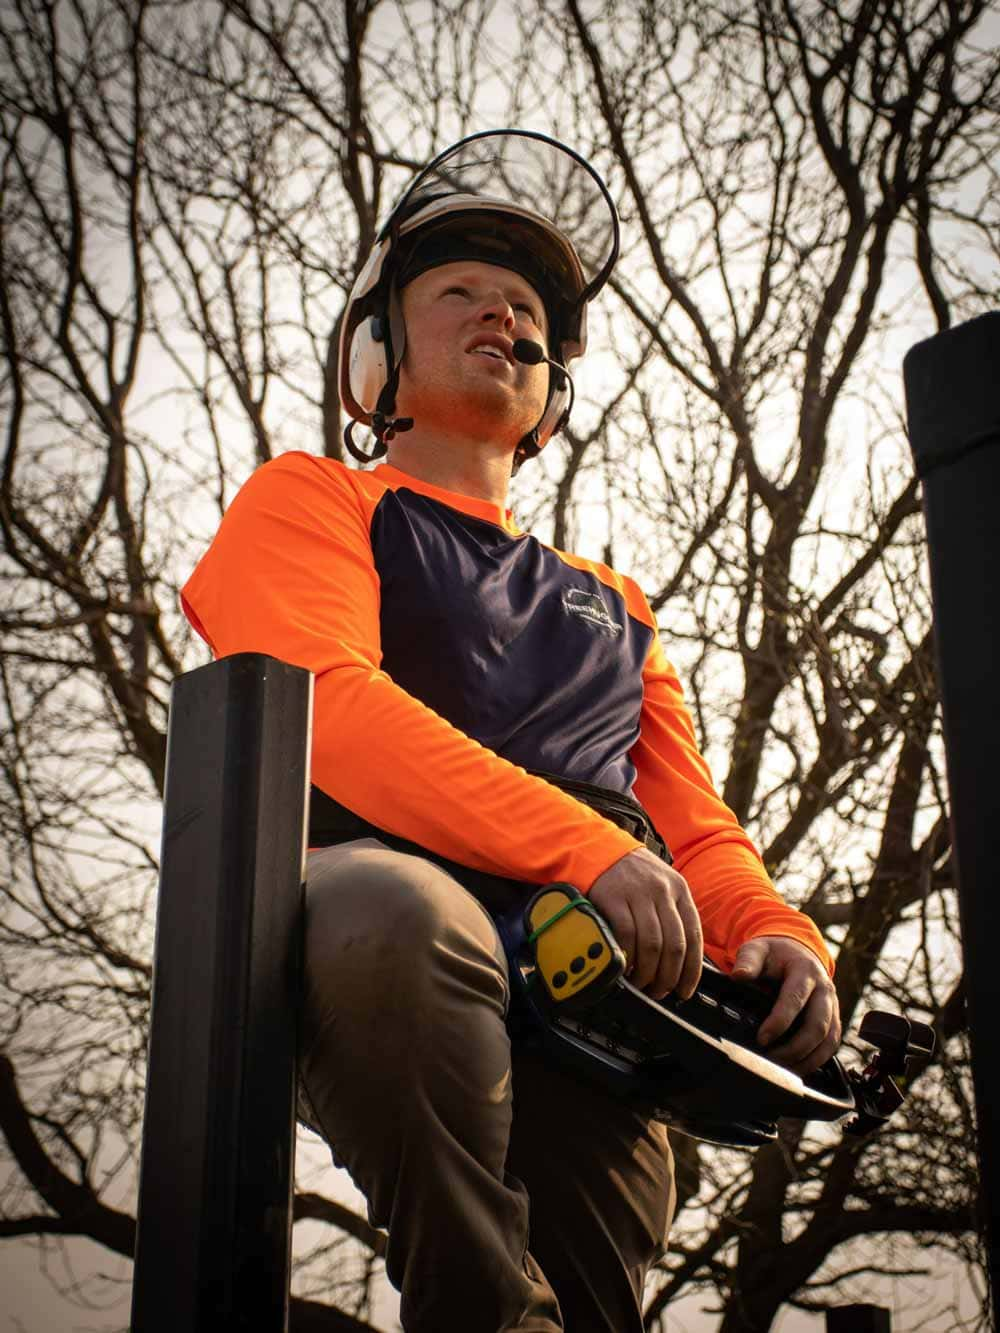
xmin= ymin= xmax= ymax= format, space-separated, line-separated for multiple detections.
xmin=299 ymin=839 xmax=676 ymax=1332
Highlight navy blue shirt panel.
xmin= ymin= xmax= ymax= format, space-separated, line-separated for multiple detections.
xmin=370 ymin=486 xmax=652 ymax=795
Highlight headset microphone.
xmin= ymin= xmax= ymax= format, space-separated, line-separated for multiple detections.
xmin=511 ymin=338 xmax=548 ymax=366
xmin=512 ymin=339 xmax=576 ymax=421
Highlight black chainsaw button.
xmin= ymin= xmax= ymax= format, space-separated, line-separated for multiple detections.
xmin=570 ymin=956 xmax=586 ymax=974
xmin=552 ymin=971 xmax=568 ymax=989
xmin=588 ymin=942 xmax=603 ymax=959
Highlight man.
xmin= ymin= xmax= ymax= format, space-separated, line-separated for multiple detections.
xmin=181 ymin=131 xmax=840 ymax=1333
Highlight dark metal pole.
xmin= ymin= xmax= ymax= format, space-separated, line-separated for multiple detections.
xmin=826 ymin=1307 xmax=891 ymax=1333
xmin=131 ymin=654 xmax=313 ymax=1332
xmin=904 ymin=310 xmax=1000 ymax=1305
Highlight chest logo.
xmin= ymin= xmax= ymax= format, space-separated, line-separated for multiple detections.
xmin=562 ymin=587 xmax=623 ymax=637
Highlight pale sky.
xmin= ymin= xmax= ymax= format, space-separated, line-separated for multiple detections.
xmin=3 ymin=3 xmax=996 ymax=1330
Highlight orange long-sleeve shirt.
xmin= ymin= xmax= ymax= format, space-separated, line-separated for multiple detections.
xmin=181 ymin=452 xmax=832 ymax=975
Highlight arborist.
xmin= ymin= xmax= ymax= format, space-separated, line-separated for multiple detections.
xmin=181 ymin=130 xmax=841 ymax=1333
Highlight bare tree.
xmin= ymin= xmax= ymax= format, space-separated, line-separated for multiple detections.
xmin=1 ymin=0 xmax=997 ymax=1328
xmin=0 ymin=0 xmax=381 ymax=1324
xmin=536 ymin=1 xmax=997 ymax=1326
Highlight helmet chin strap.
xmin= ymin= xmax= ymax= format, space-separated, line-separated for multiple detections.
xmin=343 ymin=373 xmax=414 ymax=463
xmin=343 ymin=419 xmax=386 ymax=464
xmin=513 ymin=426 xmax=542 ymax=472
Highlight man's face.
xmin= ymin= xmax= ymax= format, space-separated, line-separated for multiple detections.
xmin=395 ymin=260 xmax=552 ymax=445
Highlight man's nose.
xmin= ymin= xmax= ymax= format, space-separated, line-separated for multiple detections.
xmin=478 ymin=294 xmax=515 ymax=329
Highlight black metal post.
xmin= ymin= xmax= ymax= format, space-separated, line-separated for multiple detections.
xmin=904 ymin=310 xmax=1000 ymax=1304
xmin=131 ymin=654 xmax=313 ymax=1332
xmin=826 ymin=1307 xmax=891 ymax=1333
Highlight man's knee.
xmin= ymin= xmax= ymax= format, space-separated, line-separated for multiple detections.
xmin=306 ymin=838 xmax=496 ymax=947
xmin=303 ymin=839 xmax=508 ymax=1020
xmin=299 ymin=840 xmax=515 ymax=1165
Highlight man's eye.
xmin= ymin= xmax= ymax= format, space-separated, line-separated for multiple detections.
xmin=515 ymin=303 xmax=541 ymax=323
xmin=443 ymin=286 xmax=470 ymax=297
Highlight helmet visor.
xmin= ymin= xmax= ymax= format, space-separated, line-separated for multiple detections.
xmin=385 ymin=130 xmax=619 ymax=305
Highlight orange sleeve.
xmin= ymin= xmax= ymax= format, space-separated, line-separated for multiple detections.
xmin=181 ymin=453 xmax=639 ymax=889
xmin=629 ymin=611 xmax=834 ymax=976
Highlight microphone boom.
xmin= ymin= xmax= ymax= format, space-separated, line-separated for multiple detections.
xmin=512 ymin=339 xmax=572 ymax=396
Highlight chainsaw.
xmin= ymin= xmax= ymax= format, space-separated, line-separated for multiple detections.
xmin=495 ymin=884 xmax=934 ymax=1148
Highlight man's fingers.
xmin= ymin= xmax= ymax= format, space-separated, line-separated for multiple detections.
xmin=789 ymin=1021 xmax=843 ymax=1076
xmin=765 ymin=985 xmax=839 ymax=1070
xmin=601 ymin=899 xmax=637 ymax=978
xmin=670 ymin=892 xmax=703 ymax=1000
xmin=775 ymin=1011 xmax=842 ymax=1075
xmin=757 ymin=974 xmax=817 ymax=1048
xmin=630 ymin=898 xmax=663 ymax=992
xmin=640 ymin=870 xmax=701 ymax=999
xmin=588 ymin=851 xmax=701 ymax=1000
xmin=644 ymin=898 xmax=684 ymax=997
xmin=632 ymin=872 xmax=702 ymax=1000
xmin=731 ymin=938 xmax=768 ymax=982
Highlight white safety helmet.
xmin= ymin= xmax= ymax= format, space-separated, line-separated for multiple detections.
xmin=339 ymin=129 xmax=620 ymax=465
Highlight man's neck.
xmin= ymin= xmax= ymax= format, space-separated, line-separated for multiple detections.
xmin=385 ymin=428 xmax=514 ymax=507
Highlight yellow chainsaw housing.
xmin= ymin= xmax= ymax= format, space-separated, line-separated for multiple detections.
xmin=526 ymin=886 xmax=625 ymax=1004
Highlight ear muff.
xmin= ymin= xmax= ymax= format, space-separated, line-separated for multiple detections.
xmin=348 ymin=314 xmax=390 ymax=415
xmin=346 ymin=295 xmax=409 ymax=418
xmin=535 ymin=372 xmax=571 ymax=446
xmin=513 ymin=362 xmax=572 ymax=470
xmin=524 ymin=308 xmax=583 ymax=456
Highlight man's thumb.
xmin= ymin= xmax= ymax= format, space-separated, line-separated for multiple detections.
xmin=732 ymin=939 xmax=768 ymax=979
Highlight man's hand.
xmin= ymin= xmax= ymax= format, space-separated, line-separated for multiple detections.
xmin=589 ymin=847 xmax=703 ymax=1001
xmin=731 ymin=936 xmax=841 ymax=1076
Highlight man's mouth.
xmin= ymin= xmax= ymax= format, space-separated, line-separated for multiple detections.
xmin=466 ymin=336 xmax=513 ymax=363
